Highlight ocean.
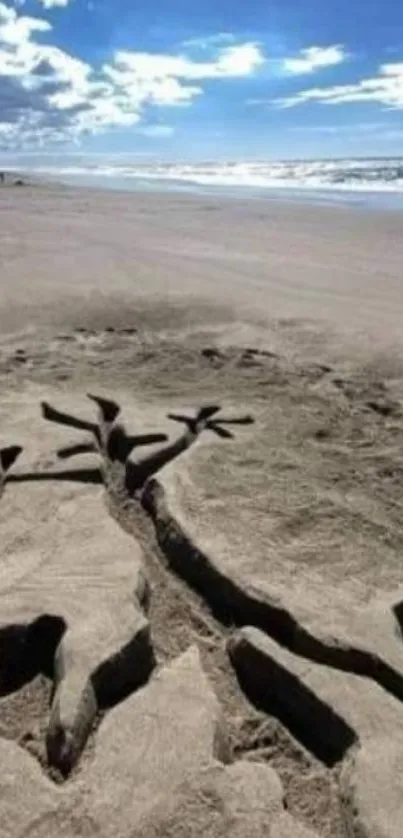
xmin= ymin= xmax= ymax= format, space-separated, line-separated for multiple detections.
xmin=14 ymin=157 xmax=403 ymax=210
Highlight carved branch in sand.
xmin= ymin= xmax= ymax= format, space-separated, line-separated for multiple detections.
xmin=40 ymin=397 xmax=255 ymax=493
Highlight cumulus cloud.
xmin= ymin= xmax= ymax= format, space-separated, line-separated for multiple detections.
xmin=0 ymin=2 xmax=50 ymax=44
xmin=0 ymin=4 xmax=138 ymax=146
xmin=282 ymin=45 xmax=347 ymax=75
xmin=0 ymin=2 xmax=266 ymax=148
xmin=277 ymin=62 xmax=403 ymax=109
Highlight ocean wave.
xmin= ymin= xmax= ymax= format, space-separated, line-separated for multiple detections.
xmin=27 ymin=158 xmax=403 ymax=193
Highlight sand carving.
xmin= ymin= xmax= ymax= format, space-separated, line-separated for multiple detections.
xmin=41 ymin=397 xmax=254 ymax=493
xmin=0 ymin=395 xmax=253 ymax=776
xmin=41 ymin=396 xmax=168 ymax=464
xmin=4 ymin=390 xmax=403 ymax=836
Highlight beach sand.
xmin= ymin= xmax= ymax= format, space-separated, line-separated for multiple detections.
xmin=1 ymin=181 xmax=403 ymax=838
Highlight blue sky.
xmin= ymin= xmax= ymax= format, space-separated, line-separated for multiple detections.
xmin=0 ymin=0 xmax=402 ymax=159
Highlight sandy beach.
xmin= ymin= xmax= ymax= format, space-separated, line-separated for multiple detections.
xmin=1 ymin=181 xmax=403 ymax=838
xmin=1 ymin=182 xmax=403 ymax=342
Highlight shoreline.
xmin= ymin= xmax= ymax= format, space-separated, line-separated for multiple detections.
xmin=3 ymin=168 xmax=403 ymax=212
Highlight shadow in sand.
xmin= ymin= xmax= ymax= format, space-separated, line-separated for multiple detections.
xmin=0 ymin=446 xmax=23 ymax=475
xmin=57 ymin=442 xmax=96 ymax=460
xmin=0 ymin=445 xmax=24 ymax=495
xmin=231 ymin=642 xmax=357 ymax=767
xmin=41 ymin=401 xmax=98 ymax=437
xmin=0 ymin=615 xmax=66 ymax=696
xmin=8 ymin=468 xmax=102 ymax=486
xmin=106 ymin=425 xmax=168 ymax=463
xmin=87 ymin=394 xmax=121 ymax=425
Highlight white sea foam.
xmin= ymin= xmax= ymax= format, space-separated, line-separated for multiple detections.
xmin=23 ymin=157 xmax=403 ymax=193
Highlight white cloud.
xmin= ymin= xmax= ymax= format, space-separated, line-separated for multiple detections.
xmin=107 ymin=42 xmax=265 ymax=86
xmin=277 ymin=62 xmax=403 ymax=109
xmin=39 ymin=0 xmax=71 ymax=8
xmin=0 ymin=2 xmax=50 ymax=45
xmin=0 ymin=1 xmax=138 ymax=145
xmin=0 ymin=2 xmax=265 ymax=149
xmin=215 ymin=43 xmax=265 ymax=76
xmin=104 ymin=57 xmax=203 ymax=107
xmin=101 ymin=42 xmax=265 ymax=112
xmin=282 ymin=45 xmax=347 ymax=75
xmin=13 ymin=0 xmax=71 ymax=7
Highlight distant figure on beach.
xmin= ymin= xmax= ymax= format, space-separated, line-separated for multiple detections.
xmin=0 ymin=172 xmax=5 ymax=185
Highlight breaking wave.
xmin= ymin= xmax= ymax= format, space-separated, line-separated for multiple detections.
xmin=26 ymin=157 xmax=403 ymax=194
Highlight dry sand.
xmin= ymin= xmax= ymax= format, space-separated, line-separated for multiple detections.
xmin=0 ymin=181 xmax=403 ymax=838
